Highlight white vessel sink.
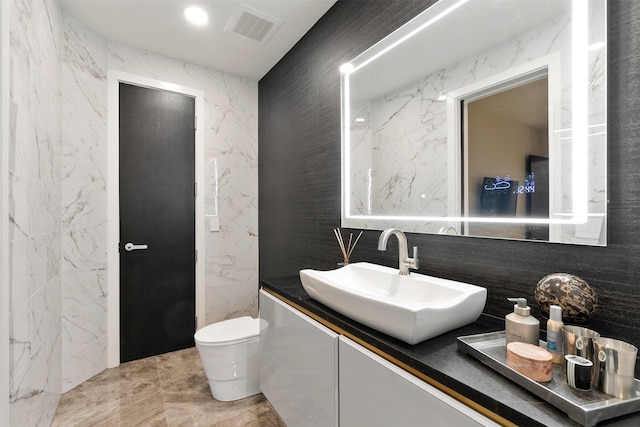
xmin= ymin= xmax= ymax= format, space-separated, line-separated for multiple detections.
xmin=299 ymin=262 xmax=487 ymax=345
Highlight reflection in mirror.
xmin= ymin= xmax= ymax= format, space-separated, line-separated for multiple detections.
xmin=465 ymin=75 xmax=549 ymax=240
xmin=341 ymin=0 xmax=606 ymax=246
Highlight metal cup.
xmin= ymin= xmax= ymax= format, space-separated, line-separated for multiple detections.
xmin=592 ymin=337 xmax=638 ymax=399
xmin=562 ymin=325 xmax=601 ymax=365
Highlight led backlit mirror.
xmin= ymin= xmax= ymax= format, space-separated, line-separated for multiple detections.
xmin=341 ymin=0 xmax=606 ymax=245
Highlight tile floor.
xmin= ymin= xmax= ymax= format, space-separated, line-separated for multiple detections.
xmin=52 ymin=347 xmax=286 ymax=426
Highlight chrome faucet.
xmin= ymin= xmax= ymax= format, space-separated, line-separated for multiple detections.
xmin=377 ymin=228 xmax=419 ymax=276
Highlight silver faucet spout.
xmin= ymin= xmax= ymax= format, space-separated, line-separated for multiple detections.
xmin=377 ymin=228 xmax=420 ymax=275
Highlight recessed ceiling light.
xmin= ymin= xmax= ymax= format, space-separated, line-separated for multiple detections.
xmin=184 ymin=6 xmax=209 ymax=27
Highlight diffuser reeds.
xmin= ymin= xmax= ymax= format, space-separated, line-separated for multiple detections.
xmin=334 ymin=228 xmax=363 ymax=266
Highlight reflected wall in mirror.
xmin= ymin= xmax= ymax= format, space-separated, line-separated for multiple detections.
xmin=341 ymin=0 xmax=607 ymax=246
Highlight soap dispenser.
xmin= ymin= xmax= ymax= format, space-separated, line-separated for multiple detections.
xmin=505 ymin=298 xmax=540 ymax=346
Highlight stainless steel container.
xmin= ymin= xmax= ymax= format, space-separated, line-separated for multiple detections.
xmin=562 ymin=325 xmax=600 ymax=367
xmin=592 ymin=337 xmax=638 ymax=399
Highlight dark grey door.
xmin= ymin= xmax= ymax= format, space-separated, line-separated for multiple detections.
xmin=119 ymin=82 xmax=196 ymax=363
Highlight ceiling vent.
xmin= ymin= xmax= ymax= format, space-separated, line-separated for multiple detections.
xmin=225 ymin=4 xmax=283 ymax=45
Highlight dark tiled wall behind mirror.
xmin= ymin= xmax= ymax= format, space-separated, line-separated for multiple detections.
xmin=258 ymin=1 xmax=640 ymax=346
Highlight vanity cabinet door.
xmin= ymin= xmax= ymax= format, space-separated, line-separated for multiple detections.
xmin=338 ymin=336 xmax=499 ymax=427
xmin=259 ymin=290 xmax=339 ymax=427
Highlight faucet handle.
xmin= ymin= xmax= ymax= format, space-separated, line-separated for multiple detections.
xmin=410 ymin=246 xmax=420 ymax=270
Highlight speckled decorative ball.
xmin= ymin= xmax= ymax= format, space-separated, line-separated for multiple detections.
xmin=534 ymin=273 xmax=598 ymax=323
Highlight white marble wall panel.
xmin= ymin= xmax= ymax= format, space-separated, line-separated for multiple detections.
xmin=61 ymin=13 xmax=108 ymax=392
xmin=61 ymin=267 xmax=107 ymax=389
xmin=204 ymin=161 xmax=259 ymax=322
xmin=8 ymin=0 xmax=63 ymax=425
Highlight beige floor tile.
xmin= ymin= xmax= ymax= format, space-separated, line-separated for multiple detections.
xmin=53 ymin=347 xmax=285 ymax=427
xmin=156 ymin=348 xmax=210 ymax=395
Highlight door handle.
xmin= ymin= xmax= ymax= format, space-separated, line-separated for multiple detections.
xmin=124 ymin=242 xmax=148 ymax=252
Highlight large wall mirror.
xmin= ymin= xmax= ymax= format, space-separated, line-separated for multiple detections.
xmin=341 ymin=0 xmax=607 ymax=246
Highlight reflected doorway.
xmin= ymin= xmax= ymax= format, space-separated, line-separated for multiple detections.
xmin=462 ymin=75 xmax=550 ymax=240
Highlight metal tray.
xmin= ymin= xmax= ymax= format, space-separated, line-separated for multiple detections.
xmin=457 ymin=331 xmax=640 ymax=426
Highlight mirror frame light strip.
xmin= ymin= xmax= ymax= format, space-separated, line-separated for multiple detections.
xmin=571 ymin=0 xmax=589 ymax=224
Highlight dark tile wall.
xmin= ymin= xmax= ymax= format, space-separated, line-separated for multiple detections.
xmin=258 ymin=1 xmax=640 ymax=345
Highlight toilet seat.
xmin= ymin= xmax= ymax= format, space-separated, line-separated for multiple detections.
xmin=194 ymin=316 xmax=260 ymax=347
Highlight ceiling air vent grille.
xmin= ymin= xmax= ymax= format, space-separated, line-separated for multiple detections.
xmin=225 ymin=4 xmax=283 ymax=44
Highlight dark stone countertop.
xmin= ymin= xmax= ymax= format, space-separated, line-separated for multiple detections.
xmin=260 ymin=276 xmax=640 ymax=427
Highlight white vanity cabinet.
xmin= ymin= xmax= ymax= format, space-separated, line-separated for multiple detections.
xmin=259 ymin=290 xmax=339 ymax=427
xmin=338 ymin=336 xmax=500 ymax=427
xmin=259 ymin=289 xmax=498 ymax=427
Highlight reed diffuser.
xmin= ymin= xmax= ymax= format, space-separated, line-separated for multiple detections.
xmin=333 ymin=228 xmax=363 ymax=266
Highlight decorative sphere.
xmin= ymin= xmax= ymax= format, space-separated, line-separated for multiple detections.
xmin=534 ymin=273 xmax=598 ymax=323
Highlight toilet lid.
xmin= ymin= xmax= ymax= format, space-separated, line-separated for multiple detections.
xmin=194 ymin=316 xmax=260 ymax=346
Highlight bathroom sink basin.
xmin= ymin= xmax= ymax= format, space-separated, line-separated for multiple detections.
xmin=299 ymin=262 xmax=487 ymax=345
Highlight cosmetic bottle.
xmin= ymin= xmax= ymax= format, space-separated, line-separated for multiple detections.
xmin=546 ymin=305 xmax=564 ymax=364
xmin=505 ymin=298 xmax=540 ymax=346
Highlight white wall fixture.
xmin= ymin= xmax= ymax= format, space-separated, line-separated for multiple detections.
xmin=7 ymin=1 xmax=64 ymax=424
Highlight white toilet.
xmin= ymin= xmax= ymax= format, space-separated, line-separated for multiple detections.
xmin=194 ymin=316 xmax=261 ymax=401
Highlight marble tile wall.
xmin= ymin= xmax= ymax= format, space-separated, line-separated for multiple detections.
xmin=8 ymin=0 xmax=63 ymax=425
xmin=60 ymin=14 xmax=259 ymax=392
xmin=60 ymin=13 xmax=108 ymax=393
